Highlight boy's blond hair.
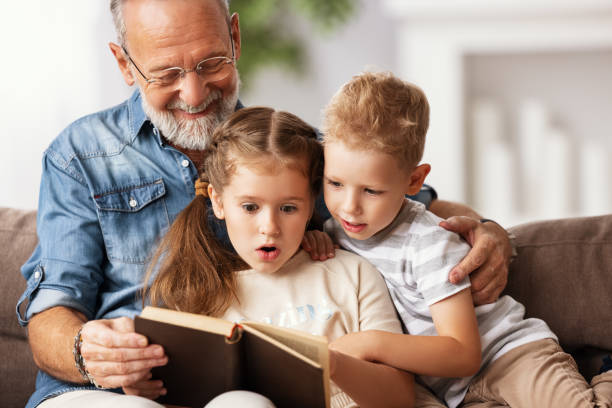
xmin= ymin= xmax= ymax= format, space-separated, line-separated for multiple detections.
xmin=323 ymin=71 xmax=429 ymax=170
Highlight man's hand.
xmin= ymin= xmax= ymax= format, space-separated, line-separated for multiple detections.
xmin=80 ymin=317 xmax=168 ymax=395
xmin=301 ymin=230 xmax=337 ymax=261
xmin=123 ymin=376 xmax=167 ymax=400
xmin=439 ymin=216 xmax=511 ymax=305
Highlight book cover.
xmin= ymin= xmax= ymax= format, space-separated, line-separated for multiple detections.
xmin=135 ymin=306 xmax=330 ymax=408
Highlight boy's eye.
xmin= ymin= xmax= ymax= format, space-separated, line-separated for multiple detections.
xmin=242 ymin=203 xmax=259 ymax=212
xmin=364 ymin=188 xmax=382 ymax=196
xmin=280 ymin=205 xmax=297 ymax=213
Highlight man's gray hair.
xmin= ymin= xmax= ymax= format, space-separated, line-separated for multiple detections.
xmin=110 ymin=0 xmax=230 ymax=46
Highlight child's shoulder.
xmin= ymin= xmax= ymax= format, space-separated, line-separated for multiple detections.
xmin=403 ymin=199 xmax=452 ymax=235
xmin=324 ymin=248 xmax=374 ymax=267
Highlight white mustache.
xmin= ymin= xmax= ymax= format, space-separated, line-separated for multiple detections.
xmin=167 ymin=90 xmax=222 ymax=114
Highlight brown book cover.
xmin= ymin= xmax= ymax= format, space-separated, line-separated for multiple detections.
xmin=134 ymin=306 xmax=330 ymax=408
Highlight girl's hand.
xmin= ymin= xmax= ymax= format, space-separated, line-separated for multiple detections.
xmin=301 ymin=230 xmax=337 ymax=261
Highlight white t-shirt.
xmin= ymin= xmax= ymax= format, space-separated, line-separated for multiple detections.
xmin=325 ymin=199 xmax=557 ymax=408
xmin=222 ymin=249 xmax=402 ymax=408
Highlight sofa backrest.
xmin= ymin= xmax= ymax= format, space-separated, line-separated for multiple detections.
xmin=0 ymin=207 xmax=38 ymax=408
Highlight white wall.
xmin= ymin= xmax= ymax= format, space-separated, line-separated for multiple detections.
xmin=0 ymin=1 xmax=396 ymax=210
xmin=1 ymin=2 xmax=132 ymax=209
xmin=241 ymin=1 xmax=397 ymax=128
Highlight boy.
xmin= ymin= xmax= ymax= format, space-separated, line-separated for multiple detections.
xmin=320 ymin=71 xmax=612 ymax=407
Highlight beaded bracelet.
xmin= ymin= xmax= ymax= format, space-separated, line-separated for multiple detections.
xmin=72 ymin=326 xmax=90 ymax=382
xmin=73 ymin=326 xmax=105 ymax=389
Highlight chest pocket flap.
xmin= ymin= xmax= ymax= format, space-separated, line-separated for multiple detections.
xmin=95 ymin=179 xmax=166 ymax=212
xmin=93 ymin=178 xmax=169 ymax=264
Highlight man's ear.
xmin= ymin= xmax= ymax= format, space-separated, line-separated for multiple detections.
xmin=208 ymin=184 xmax=225 ymax=219
xmin=406 ymin=163 xmax=431 ymax=196
xmin=230 ymin=13 xmax=241 ymax=60
xmin=109 ymin=42 xmax=135 ymax=86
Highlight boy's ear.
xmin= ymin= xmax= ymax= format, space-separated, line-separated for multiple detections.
xmin=406 ymin=164 xmax=431 ymax=196
xmin=208 ymin=184 xmax=225 ymax=219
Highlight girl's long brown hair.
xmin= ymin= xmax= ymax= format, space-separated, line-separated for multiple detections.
xmin=142 ymin=107 xmax=323 ymax=316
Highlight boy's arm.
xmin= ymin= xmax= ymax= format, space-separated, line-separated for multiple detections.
xmin=330 ymin=288 xmax=482 ymax=378
xmin=330 ymin=350 xmax=414 ymax=408
xmin=429 ymin=199 xmax=513 ymax=305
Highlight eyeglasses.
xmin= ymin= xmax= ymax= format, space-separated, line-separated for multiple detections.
xmin=122 ymin=27 xmax=236 ymax=88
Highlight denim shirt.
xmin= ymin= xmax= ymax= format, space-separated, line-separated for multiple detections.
xmin=16 ymin=89 xmax=436 ymax=407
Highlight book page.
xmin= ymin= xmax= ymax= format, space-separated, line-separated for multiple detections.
xmin=244 ymin=322 xmax=327 ymax=364
xmin=243 ymin=322 xmax=330 ymax=408
xmin=140 ymin=306 xmax=234 ymax=336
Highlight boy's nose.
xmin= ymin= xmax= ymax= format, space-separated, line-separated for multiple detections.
xmin=341 ymin=191 xmax=361 ymax=216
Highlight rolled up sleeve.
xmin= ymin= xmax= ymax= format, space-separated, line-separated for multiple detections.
xmin=18 ymin=149 xmax=106 ymax=325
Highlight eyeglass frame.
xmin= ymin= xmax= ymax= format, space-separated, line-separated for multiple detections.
xmin=121 ymin=22 xmax=236 ymax=87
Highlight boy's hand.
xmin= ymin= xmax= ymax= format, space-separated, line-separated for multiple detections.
xmin=439 ymin=216 xmax=511 ymax=306
xmin=329 ymin=331 xmax=383 ymax=362
xmin=301 ymin=230 xmax=337 ymax=261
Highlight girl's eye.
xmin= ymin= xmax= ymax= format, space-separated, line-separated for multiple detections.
xmin=242 ymin=203 xmax=259 ymax=212
xmin=327 ymin=179 xmax=342 ymax=188
xmin=365 ymin=188 xmax=382 ymax=196
xmin=280 ymin=205 xmax=297 ymax=213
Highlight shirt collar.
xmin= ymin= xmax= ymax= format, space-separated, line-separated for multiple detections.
xmin=127 ymin=89 xmax=149 ymax=143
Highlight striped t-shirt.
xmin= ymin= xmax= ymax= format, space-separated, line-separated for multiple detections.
xmin=325 ymin=199 xmax=556 ymax=408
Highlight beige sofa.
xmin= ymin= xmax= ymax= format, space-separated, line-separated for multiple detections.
xmin=1 ymin=207 xmax=611 ymax=407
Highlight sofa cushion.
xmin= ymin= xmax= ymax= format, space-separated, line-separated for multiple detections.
xmin=0 ymin=207 xmax=38 ymax=407
xmin=506 ymin=215 xmax=612 ymax=379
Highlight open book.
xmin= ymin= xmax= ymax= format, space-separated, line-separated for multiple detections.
xmin=135 ymin=306 xmax=330 ymax=408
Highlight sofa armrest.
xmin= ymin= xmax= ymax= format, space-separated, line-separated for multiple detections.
xmin=505 ymin=215 xmax=612 ymax=353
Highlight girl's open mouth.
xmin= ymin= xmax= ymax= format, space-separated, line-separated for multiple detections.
xmin=256 ymin=245 xmax=281 ymax=261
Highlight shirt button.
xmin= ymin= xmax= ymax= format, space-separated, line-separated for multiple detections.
xmin=129 ymin=198 xmax=138 ymax=208
xmin=34 ymin=271 xmax=41 ymax=279
xmin=181 ymin=159 xmax=190 ymax=168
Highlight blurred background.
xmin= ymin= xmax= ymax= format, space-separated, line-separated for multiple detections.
xmin=1 ymin=0 xmax=610 ymax=226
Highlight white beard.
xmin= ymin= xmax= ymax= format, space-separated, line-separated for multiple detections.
xmin=141 ymin=81 xmax=239 ymax=150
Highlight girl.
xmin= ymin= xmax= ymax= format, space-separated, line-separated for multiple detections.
xmin=140 ymin=107 xmax=415 ymax=408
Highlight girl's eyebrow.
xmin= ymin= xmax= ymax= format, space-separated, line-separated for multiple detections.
xmin=236 ymin=195 xmax=306 ymax=202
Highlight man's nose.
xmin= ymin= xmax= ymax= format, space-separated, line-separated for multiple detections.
xmin=177 ymin=71 xmax=209 ymax=108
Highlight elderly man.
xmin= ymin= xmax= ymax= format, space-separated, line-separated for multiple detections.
xmin=18 ymin=0 xmax=512 ymax=407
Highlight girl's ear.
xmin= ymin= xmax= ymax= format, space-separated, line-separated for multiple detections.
xmin=208 ymin=184 xmax=225 ymax=219
xmin=406 ymin=163 xmax=431 ymax=196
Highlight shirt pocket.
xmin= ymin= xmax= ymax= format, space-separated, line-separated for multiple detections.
xmin=94 ymin=178 xmax=169 ymax=264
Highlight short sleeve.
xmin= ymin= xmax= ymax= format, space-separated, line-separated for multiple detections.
xmin=409 ymin=222 xmax=471 ymax=306
xmin=356 ymin=258 xmax=403 ymax=334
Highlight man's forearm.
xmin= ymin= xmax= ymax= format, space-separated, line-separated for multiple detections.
xmin=28 ymin=306 xmax=88 ymax=383
xmin=428 ymin=199 xmax=481 ymax=220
